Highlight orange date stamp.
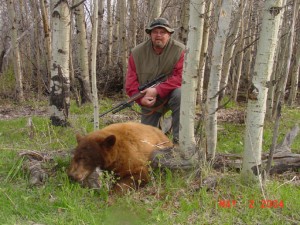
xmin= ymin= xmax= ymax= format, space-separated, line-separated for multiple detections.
xmin=218 ymin=199 xmax=284 ymax=209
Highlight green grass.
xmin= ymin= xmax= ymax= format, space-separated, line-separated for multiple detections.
xmin=0 ymin=101 xmax=299 ymax=224
xmin=217 ymin=105 xmax=300 ymax=154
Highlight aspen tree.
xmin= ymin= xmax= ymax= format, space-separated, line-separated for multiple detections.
xmin=178 ymin=0 xmax=189 ymax=45
xmin=206 ymin=0 xmax=233 ymax=159
xmin=97 ymin=0 xmax=104 ymax=57
xmin=232 ymin=0 xmax=247 ymax=102
xmin=91 ymin=0 xmax=99 ymax=130
xmin=49 ymin=0 xmax=71 ymax=126
xmin=107 ymin=0 xmax=113 ymax=67
xmin=148 ymin=0 xmax=162 ymax=21
xmin=242 ymin=0 xmax=284 ymax=182
xmin=128 ymin=0 xmax=137 ymax=48
xmin=119 ymin=0 xmax=128 ymax=92
xmin=266 ymin=0 xmax=286 ymax=119
xmin=73 ymin=0 xmax=92 ymax=104
xmin=197 ymin=0 xmax=212 ymax=103
xmin=273 ymin=0 xmax=297 ymax=116
xmin=39 ymin=0 xmax=51 ymax=85
xmin=180 ymin=0 xmax=205 ymax=159
xmin=288 ymin=15 xmax=300 ymax=106
xmin=219 ymin=2 xmax=244 ymax=100
xmin=6 ymin=0 xmax=24 ymax=101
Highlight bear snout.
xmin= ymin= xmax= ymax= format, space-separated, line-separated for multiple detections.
xmin=67 ymin=161 xmax=91 ymax=182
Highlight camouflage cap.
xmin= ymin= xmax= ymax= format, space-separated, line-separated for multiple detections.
xmin=145 ymin=18 xmax=175 ymax=34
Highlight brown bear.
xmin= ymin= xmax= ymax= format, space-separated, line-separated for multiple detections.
xmin=68 ymin=122 xmax=173 ymax=193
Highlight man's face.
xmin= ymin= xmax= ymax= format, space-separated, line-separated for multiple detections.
xmin=150 ymin=27 xmax=171 ymax=49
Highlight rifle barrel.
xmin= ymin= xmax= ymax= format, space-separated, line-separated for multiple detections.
xmin=138 ymin=74 xmax=166 ymax=91
xmin=98 ymin=74 xmax=167 ymax=118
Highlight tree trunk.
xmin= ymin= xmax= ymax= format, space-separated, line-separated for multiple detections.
xmin=273 ymin=0 xmax=297 ymax=117
xmin=97 ymin=0 xmax=104 ymax=58
xmin=0 ymin=50 xmax=5 ymax=74
xmin=197 ymin=0 xmax=212 ymax=104
xmin=18 ymin=0 xmax=32 ymax=93
xmin=243 ymin=0 xmax=255 ymax=93
xmin=73 ymin=0 xmax=92 ymax=104
xmin=180 ymin=0 xmax=205 ymax=159
xmin=49 ymin=0 xmax=71 ymax=126
xmin=119 ymin=0 xmax=128 ymax=93
xmin=266 ymin=0 xmax=287 ymax=119
xmin=287 ymin=10 xmax=300 ymax=106
xmin=288 ymin=0 xmax=300 ymax=106
xmin=6 ymin=0 xmax=24 ymax=102
xmin=128 ymin=0 xmax=137 ymax=48
xmin=106 ymin=0 xmax=113 ymax=67
xmin=113 ymin=1 xmax=120 ymax=63
xmin=178 ymin=0 xmax=189 ymax=45
xmin=91 ymin=0 xmax=99 ymax=130
xmin=219 ymin=2 xmax=244 ymax=101
xmin=31 ymin=0 xmax=42 ymax=99
xmin=242 ymin=0 xmax=284 ymax=183
xmin=148 ymin=0 xmax=162 ymax=21
xmin=39 ymin=0 xmax=51 ymax=87
xmin=205 ymin=0 xmax=233 ymax=159
xmin=232 ymin=0 xmax=247 ymax=102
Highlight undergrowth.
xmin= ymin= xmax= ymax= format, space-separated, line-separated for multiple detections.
xmin=0 ymin=100 xmax=299 ymax=225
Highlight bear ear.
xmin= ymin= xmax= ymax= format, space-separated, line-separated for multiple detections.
xmin=76 ymin=134 xmax=83 ymax=144
xmin=102 ymin=135 xmax=116 ymax=148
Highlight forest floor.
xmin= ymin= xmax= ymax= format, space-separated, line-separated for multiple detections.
xmin=0 ymin=98 xmax=299 ymax=225
xmin=0 ymin=104 xmax=48 ymax=120
xmin=0 ymin=99 xmax=246 ymax=124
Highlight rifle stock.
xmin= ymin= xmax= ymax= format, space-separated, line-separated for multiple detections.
xmin=99 ymin=74 xmax=167 ymax=118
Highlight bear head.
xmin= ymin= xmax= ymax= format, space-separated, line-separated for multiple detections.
xmin=68 ymin=133 xmax=117 ymax=182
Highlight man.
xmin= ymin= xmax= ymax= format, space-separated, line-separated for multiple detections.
xmin=125 ymin=18 xmax=185 ymax=143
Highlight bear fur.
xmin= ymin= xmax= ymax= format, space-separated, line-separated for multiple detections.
xmin=68 ymin=122 xmax=173 ymax=193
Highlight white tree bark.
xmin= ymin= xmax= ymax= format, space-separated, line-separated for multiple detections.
xmin=31 ymin=1 xmax=42 ymax=99
xmin=148 ymin=0 xmax=162 ymax=21
xmin=205 ymin=0 xmax=232 ymax=159
xmin=49 ymin=0 xmax=71 ymax=126
xmin=119 ymin=0 xmax=128 ymax=93
xmin=39 ymin=0 xmax=51 ymax=86
xmin=97 ymin=0 xmax=104 ymax=57
xmin=106 ymin=0 xmax=113 ymax=67
xmin=242 ymin=0 xmax=284 ymax=182
xmin=273 ymin=0 xmax=297 ymax=117
xmin=266 ymin=0 xmax=286 ymax=119
xmin=128 ymin=0 xmax=137 ymax=48
xmin=113 ymin=1 xmax=120 ymax=59
xmin=288 ymin=9 xmax=300 ymax=106
xmin=219 ymin=2 xmax=244 ymax=100
xmin=91 ymin=0 xmax=99 ymax=130
xmin=74 ymin=0 xmax=92 ymax=104
xmin=232 ymin=0 xmax=247 ymax=102
xmin=180 ymin=0 xmax=205 ymax=159
xmin=243 ymin=0 xmax=255 ymax=90
xmin=6 ymin=0 xmax=24 ymax=101
xmin=197 ymin=0 xmax=212 ymax=103
xmin=178 ymin=0 xmax=190 ymax=45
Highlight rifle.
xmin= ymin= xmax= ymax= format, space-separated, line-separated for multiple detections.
xmin=99 ymin=73 xmax=167 ymax=117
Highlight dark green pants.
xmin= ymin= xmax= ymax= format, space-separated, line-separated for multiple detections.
xmin=141 ymin=88 xmax=181 ymax=142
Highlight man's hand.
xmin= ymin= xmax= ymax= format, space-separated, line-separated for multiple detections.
xmin=140 ymin=88 xmax=158 ymax=107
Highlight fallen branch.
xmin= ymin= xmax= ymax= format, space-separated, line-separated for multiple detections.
xmin=213 ymin=125 xmax=300 ymax=176
xmin=20 ymin=150 xmax=102 ymax=189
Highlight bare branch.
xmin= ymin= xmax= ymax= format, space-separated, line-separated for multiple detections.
xmin=70 ymin=0 xmax=87 ymax=10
